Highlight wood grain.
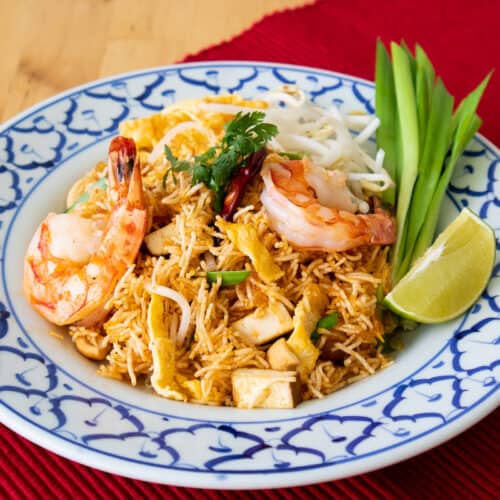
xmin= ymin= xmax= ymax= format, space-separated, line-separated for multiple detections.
xmin=0 ymin=0 xmax=310 ymax=123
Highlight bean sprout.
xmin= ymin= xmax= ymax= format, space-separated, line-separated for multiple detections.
xmin=262 ymin=86 xmax=394 ymax=197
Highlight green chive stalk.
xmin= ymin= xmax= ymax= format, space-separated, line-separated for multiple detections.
xmin=414 ymin=45 xmax=435 ymax=155
xmin=375 ymin=41 xmax=491 ymax=284
xmin=390 ymin=42 xmax=420 ymax=277
xmin=411 ymin=77 xmax=490 ymax=262
xmin=399 ymin=79 xmax=454 ymax=278
xmin=375 ymin=40 xmax=397 ymax=205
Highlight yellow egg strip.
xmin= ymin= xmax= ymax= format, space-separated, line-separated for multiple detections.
xmin=217 ymin=219 xmax=283 ymax=284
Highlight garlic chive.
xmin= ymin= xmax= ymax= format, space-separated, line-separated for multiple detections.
xmin=206 ymin=270 xmax=251 ymax=286
xmin=390 ymin=42 xmax=420 ymax=279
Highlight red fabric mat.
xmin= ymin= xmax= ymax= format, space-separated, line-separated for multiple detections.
xmin=1 ymin=0 xmax=499 ymax=497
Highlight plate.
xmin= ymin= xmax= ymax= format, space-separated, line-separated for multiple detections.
xmin=0 ymin=62 xmax=498 ymax=489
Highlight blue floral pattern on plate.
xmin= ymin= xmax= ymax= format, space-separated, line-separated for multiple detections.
xmin=0 ymin=63 xmax=498 ymax=488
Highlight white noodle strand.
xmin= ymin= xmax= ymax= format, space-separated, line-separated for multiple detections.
xmin=151 ymin=284 xmax=191 ymax=347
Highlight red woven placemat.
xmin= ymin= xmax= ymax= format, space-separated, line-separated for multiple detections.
xmin=1 ymin=0 xmax=499 ymax=497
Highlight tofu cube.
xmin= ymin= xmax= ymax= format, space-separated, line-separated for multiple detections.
xmin=144 ymin=224 xmax=176 ymax=255
xmin=231 ymin=302 xmax=293 ymax=345
xmin=267 ymin=338 xmax=300 ymax=371
xmin=232 ymin=369 xmax=301 ymax=409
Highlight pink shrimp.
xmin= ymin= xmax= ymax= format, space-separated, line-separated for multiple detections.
xmin=23 ymin=136 xmax=147 ymax=326
xmin=260 ymin=155 xmax=396 ymax=252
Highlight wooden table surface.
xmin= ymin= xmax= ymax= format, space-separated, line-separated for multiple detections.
xmin=0 ymin=0 xmax=310 ymax=124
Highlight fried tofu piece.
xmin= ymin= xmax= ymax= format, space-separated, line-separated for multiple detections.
xmin=267 ymin=338 xmax=299 ymax=371
xmin=232 ymin=369 xmax=300 ymax=409
xmin=144 ymin=223 xmax=177 ymax=255
xmin=231 ymin=302 xmax=293 ymax=345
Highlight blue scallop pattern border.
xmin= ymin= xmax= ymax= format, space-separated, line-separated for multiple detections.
xmin=0 ymin=63 xmax=498 ymax=476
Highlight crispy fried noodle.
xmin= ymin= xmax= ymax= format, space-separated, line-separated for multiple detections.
xmin=24 ymin=88 xmax=397 ymax=408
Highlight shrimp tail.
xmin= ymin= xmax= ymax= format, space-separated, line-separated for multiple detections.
xmin=107 ymin=136 xmax=139 ymax=203
xmin=361 ymin=208 xmax=397 ymax=246
xmin=127 ymin=152 xmax=146 ymax=209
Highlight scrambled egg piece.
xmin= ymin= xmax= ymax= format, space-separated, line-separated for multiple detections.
xmin=176 ymin=374 xmax=203 ymax=401
xmin=119 ymin=94 xmax=267 ymax=157
xmin=147 ymin=293 xmax=186 ymax=401
xmin=120 ymin=112 xmax=172 ymax=151
xmin=217 ymin=219 xmax=283 ymax=284
xmin=287 ymin=284 xmax=328 ymax=381
xmin=147 ymin=293 xmax=201 ymax=401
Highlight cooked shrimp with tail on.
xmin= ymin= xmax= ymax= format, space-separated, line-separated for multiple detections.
xmin=24 ymin=136 xmax=147 ymax=327
xmin=260 ymin=154 xmax=396 ymax=252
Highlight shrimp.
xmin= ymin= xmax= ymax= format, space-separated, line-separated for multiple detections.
xmin=260 ymin=155 xmax=396 ymax=252
xmin=23 ymin=136 xmax=147 ymax=327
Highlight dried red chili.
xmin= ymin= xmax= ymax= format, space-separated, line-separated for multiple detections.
xmin=221 ymin=148 xmax=267 ymax=220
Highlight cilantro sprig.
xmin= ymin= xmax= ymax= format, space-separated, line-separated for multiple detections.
xmin=163 ymin=111 xmax=278 ymax=212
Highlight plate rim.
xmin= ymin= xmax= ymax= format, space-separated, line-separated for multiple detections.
xmin=2 ymin=58 xmax=499 ymax=154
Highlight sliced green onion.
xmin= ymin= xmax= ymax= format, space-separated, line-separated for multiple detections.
xmin=206 ymin=270 xmax=251 ymax=286
xmin=317 ymin=312 xmax=338 ymax=330
xmin=311 ymin=312 xmax=338 ymax=343
xmin=65 ymin=177 xmax=107 ymax=213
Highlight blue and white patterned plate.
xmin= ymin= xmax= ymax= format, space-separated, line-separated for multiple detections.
xmin=0 ymin=62 xmax=498 ymax=489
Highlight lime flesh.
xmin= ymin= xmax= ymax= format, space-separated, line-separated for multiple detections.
xmin=384 ymin=208 xmax=496 ymax=323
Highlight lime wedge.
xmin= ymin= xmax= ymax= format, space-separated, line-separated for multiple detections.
xmin=384 ymin=208 xmax=496 ymax=323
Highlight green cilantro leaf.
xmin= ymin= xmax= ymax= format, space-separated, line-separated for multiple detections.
xmin=163 ymin=111 xmax=278 ymax=211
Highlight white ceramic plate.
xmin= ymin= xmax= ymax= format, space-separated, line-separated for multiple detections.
xmin=0 ymin=62 xmax=498 ymax=489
